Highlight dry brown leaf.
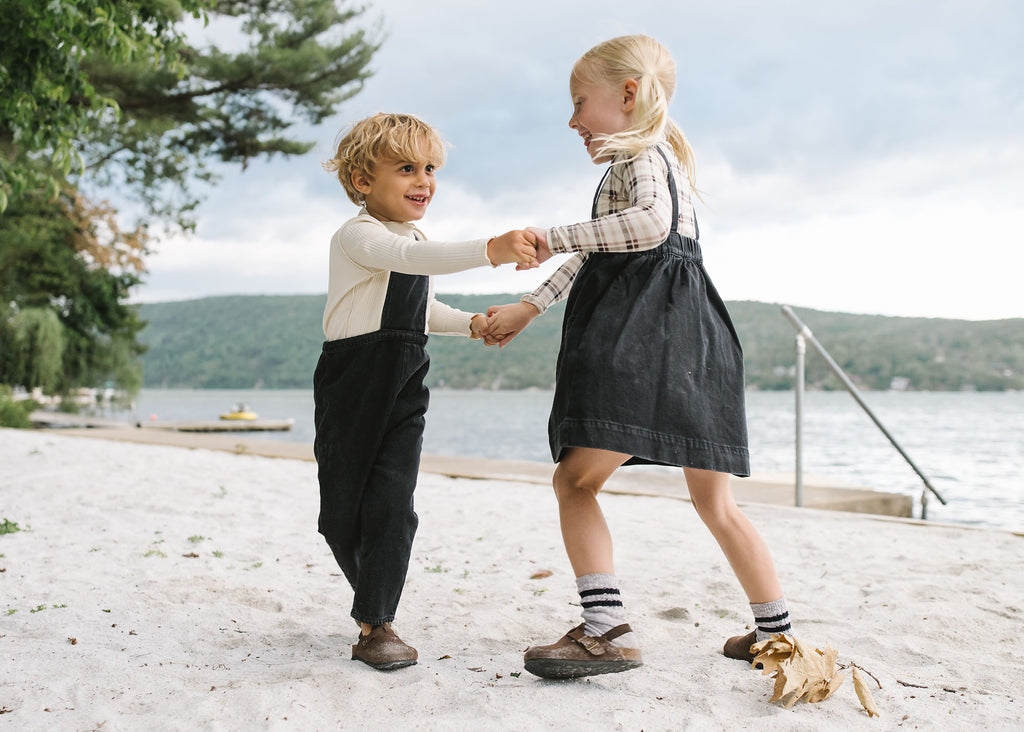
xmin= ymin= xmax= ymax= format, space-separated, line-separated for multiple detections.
xmin=852 ymin=666 xmax=880 ymax=717
xmin=530 ymin=569 xmax=553 ymax=579
xmin=752 ymin=635 xmax=846 ymax=709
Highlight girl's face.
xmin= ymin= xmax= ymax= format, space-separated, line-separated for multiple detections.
xmin=568 ymin=76 xmax=637 ymax=164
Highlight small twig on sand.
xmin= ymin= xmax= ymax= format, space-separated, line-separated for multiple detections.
xmin=897 ymin=679 xmax=928 ymax=689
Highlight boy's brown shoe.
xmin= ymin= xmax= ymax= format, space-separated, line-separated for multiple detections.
xmin=352 ymin=624 xmax=418 ymax=670
xmin=523 ymin=623 xmax=642 ymax=679
xmin=723 ymin=630 xmax=759 ymax=664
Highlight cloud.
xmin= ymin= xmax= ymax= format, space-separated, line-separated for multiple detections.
xmin=132 ymin=0 xmax=1024 ymax=320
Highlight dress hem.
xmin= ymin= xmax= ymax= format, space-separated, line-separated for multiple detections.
xmin=550 ymin=418 xmax=750 ymax=477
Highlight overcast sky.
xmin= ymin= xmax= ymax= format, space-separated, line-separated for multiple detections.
xmin=136 ymin=0 xmax=1023 ymax=321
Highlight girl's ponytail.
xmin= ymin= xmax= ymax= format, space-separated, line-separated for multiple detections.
xmin=664 ymin=118 xmax=697 ymax=194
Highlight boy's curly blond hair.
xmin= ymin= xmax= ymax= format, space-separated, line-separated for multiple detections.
xmin=323 ymin=113 xmax=447 ymax=205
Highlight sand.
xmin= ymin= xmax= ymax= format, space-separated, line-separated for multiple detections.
xmin=1 ymin=427 xmax=1022 ymax=730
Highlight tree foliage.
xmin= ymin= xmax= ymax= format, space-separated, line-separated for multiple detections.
xmin=1 ymin=0 xmax=380 ymax=225
xmin=0 ymin=1 xmax=380 ymax=394
xmin=0 ymin=0 xmax=210 ymax=211
xmin=0 ymin=187 xmax=147 ymax=392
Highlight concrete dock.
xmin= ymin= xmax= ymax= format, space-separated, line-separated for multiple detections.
xmin=35 ymin=424 xmax=915 ymax=520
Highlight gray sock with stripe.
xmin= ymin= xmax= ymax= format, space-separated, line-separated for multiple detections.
xmin=751 ymin=597 xmax=792 ymax=642
xmin=577 ymin=573 xmax=637 ymax=648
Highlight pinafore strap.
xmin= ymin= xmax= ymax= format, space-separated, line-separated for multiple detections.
xmin=590 ymin=145 xmax=697 ymax=240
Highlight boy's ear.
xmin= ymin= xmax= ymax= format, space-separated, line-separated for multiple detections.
xmin=351 ymin=168 xmax=373 ymax=196
xmin=622 ymin=78 xmax=638 ymax=112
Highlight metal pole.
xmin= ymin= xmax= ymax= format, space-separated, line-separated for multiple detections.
xmin=780 ymin=305 xmax=947 ymax=506
xmin=795 ymin=333 xmax=805 ymax=507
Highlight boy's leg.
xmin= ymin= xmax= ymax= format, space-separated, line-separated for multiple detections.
xmin=314 ymin=360 xmax=374 ymax=593
xmin=349 ymin=378 xmax=425 ymax=626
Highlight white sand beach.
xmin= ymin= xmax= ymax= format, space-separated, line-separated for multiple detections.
xmin=1 ymin=427 xmax=1022 ymax=731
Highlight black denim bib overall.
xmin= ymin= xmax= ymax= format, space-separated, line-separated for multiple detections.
xmin=313 ymin=271 xmax=430 ymax=625
xmin=548 ymin=147 xmax=750 ymax=476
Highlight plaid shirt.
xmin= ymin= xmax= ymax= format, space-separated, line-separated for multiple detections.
xmin=522 ymin=142 xmax=697 ymax=314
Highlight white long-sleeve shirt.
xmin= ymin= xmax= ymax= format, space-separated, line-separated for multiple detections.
xmin=323 ymin=209 xmax=494 ymax=341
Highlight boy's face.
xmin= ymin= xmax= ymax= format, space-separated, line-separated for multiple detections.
xmin=352 ymin=149 xmax=437 ymax=223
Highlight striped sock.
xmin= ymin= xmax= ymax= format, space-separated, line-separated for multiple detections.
xmin=751 ymin=597 xmax=792 ymax=642
xmin=577 ymin=573 xmax=637 ymax=648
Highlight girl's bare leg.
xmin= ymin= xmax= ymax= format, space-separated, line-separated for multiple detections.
xmin=683 ymin=466 xmax=782 ymax=603
xmin=552 ymin=447 xmax=632 ymax=577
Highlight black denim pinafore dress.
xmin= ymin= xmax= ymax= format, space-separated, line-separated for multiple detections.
xmin=548 ymin=146 xmax=750 ymax=476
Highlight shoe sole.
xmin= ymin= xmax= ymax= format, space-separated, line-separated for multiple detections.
xmin=524 ymin=658 xmax=642 ymax=679
xmin=355 ymin=657 xmax=418 ymax=671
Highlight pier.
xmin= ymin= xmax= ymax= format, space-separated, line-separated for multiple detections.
xmin=33 ymin=423 xmax=914 ymax=520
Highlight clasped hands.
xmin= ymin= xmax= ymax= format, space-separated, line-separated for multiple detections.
xmin=472 ymin=226 xmax=547 ymax=347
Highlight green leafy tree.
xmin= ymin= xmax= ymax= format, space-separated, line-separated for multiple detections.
xmin=9 ymin=307 xmax=65 ymax=392
xmin=0 ymin=186 xmax=147 ymax=393
xmin=0 ymin=0 xmax=210 ymax=211
xmin=0 ymin=0 xmax=380 ymax=393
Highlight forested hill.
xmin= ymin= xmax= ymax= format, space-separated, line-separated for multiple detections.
xmin=137 ymin=295 xmax=1024 ymax=391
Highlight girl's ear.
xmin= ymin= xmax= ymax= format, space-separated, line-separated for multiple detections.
xmin=622 ymin=78 xmax=638 ymax=112
xmin=352 ymin=168 xmax=373 ymax=195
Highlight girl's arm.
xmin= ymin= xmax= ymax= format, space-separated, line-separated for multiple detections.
xmin=521 ymin=253 xmax=586 ymax=314
xmin=546 ymin=147 xmax=675 ymax=255
xmin=481 ymin=251 xmax=584 ymax=348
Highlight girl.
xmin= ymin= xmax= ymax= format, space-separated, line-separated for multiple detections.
xmin=485 ymin=35 xmax=792 ymax=679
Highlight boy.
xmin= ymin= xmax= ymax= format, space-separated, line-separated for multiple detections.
xmin=315 ymin=113 xmax=537 ymax=670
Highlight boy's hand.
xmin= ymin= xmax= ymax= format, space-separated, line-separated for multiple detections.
xmin=487 ymin=230 xmax=538 ymax=269
xmin=481 ymin=301 xmax=540 ymax=348
xmin=469 ymin=313 xmax=487 ymax=340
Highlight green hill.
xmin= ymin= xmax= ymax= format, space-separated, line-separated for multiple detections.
xmin=137 ymin=295 xmax=1024 ymax=391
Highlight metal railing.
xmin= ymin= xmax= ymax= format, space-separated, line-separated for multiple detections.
xmin=780 ymin=305 xmax=947 ymax=519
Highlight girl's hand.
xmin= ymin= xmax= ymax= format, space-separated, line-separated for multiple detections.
xmin=482 ymin=302 xmax=540 ymax=348
xmin=525 ymin=227 xmax=552 ymax=264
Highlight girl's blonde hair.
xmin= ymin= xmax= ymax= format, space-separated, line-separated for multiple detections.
xmin=323 ymin=113 xmax=446 ymax=205
xmin=573 ymin=35 xmax=697 ymax=191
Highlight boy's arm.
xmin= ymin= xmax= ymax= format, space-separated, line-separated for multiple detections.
xmin=341 ymin=218 xmax=492 ymax=276
xmin=426 ymin=297 xmax=477 ymax=337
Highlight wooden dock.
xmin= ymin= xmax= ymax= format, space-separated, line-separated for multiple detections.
xmin=29 ymin=411 xmax=294 ymax=433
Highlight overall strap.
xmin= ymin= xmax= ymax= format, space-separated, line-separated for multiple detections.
xmin=591 ymin=146 xmax=690 ymax=238
xmin=590 ymin=165 xmax=614 ymax=219
xmin=652 ymin=145 xmax=680 ymax=236
xmin=380 ymin=232 xmax=429 ymax=332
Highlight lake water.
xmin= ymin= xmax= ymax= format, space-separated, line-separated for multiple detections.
xmin=122 ymin=389 xmax=1023 ymax=534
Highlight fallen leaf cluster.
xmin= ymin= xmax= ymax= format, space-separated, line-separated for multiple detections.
xmin=751 ymin=634 xmax=879 ymax=717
